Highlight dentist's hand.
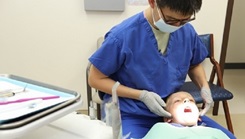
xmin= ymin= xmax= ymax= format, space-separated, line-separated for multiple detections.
xmin=200 ymin=87 xmax=213 ymax=116
xmin=139 ymin=90 xmax=171 ymax=117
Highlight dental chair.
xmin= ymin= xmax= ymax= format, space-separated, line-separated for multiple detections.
xmin=180 ymin=34 xmax=234 ymax=133
xmin=86 ymin=34 xmax=234 ymax=133
xmin=86 ymin=37 xmax=104 ymax=120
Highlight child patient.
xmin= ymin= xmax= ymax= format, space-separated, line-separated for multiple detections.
xmin=142 ymin=91 xmax=229 ymax=139
xmin=164 ymin=91 xmax=200 ymax=127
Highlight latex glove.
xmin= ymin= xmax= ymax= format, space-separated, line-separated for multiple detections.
xmin=139 ymin=90 xmax=171 ymax=117
xmin=200 ymin=87 xmax=214 ymax=116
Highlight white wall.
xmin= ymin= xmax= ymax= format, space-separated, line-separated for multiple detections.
xmin=0 ymin=0 xmax=228 ymax=109
xmin=226 ymin=0 xmax=245 ymax=63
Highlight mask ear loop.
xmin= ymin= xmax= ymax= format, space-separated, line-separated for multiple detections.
xmin=151 ymin=8 xmax=156 ymax=23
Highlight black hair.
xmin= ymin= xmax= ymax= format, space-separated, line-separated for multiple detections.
xmin=156 ymin=0 xmax=202 ymax=15
xmin=164 ymin=93 xmax=175 ymax=103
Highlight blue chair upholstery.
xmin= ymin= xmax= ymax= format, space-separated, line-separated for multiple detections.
xmin=181 ymin=82 xmax=233 ymax=103
xmin=180 ymin=34 xmax=234 ymax=133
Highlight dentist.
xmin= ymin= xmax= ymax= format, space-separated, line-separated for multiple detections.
xmin=88 ymin=0 xmax=235 ymax=138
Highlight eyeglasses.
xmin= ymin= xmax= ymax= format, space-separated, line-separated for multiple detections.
xmin=158 ymin=8 xmax=196 ymax=26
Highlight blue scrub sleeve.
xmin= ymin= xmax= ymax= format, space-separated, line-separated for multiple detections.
xmin=89 ymin=34 xmax=125 ymax=76
xmin=190 ymin=35 xmax=209 ymax=66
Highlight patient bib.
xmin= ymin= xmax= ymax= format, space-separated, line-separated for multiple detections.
xmin=142 ymin=122 xmax=229 ymax=139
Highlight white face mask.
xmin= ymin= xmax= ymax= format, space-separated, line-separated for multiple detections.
xmin=152 ymin=8 xmax=182 ymax=33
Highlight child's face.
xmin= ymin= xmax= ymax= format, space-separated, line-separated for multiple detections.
xmin=166 ymin=92 xmax=199 ymax=126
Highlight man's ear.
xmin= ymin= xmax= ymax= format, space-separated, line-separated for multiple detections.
xmin=148 ymin=0 xmax=156 ymax=8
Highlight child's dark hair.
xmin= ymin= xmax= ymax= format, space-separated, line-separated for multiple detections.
xmin=164 ymin=92 xmax=179 ymax=103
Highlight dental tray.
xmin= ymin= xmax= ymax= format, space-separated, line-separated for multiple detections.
xmin=0 ymin=74 xmax=82 ymax=132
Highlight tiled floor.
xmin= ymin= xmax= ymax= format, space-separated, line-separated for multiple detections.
xmin=223 ymin=69 xmax=245 ymax=115
xmin=208 ymin=114 xmax=244 ymax=139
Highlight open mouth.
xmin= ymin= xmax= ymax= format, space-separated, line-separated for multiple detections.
xmin=184 ymin=107 xmax=192 ymax=113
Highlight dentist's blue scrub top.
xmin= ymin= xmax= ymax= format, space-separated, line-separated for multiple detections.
xmin=89 ymin=12 xmax=236 ymax=139
xmin=89 ymin=11 xmax=207 ymax=117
